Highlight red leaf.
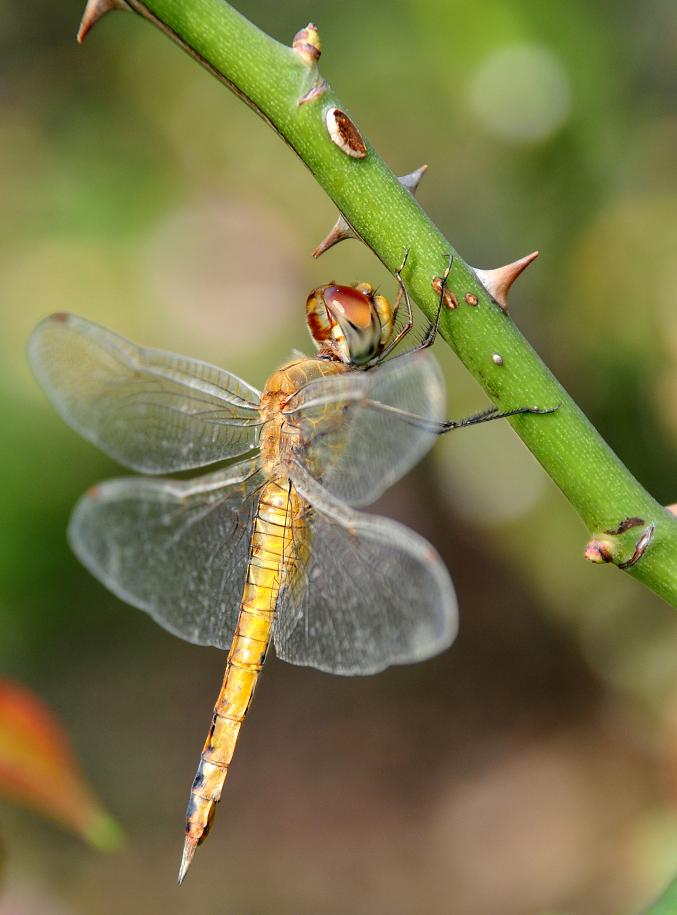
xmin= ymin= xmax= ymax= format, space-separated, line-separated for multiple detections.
xmin=0 ymin=679 xmax=123 ymax=850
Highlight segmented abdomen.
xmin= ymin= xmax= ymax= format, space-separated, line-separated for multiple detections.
xmin=183 ymin=479 xmax=301 ymax=849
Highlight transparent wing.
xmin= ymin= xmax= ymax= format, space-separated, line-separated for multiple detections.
xmin=69 ymin=458 xmax=263 ymax=649
xmin=282 ymin=353 xmax=446 ymax=507
xmin=28 ymin=313 xmax=262 ymax=473
xmin=273 ymin=462 xmax=457 ymax=675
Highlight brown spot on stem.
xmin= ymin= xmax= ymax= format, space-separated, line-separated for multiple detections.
xmin=432 ymin=276 xmax=458 ymax=309
xmin=325 ymin=108 xmax=367 ymax=159
xmin=604 ymin=517 xmax=645 ymax=536
xmin=465 ymin=292 xmax=479 ymax=306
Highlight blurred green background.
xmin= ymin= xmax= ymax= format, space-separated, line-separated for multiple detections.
xmin=2 ymin=1 xmax=677 ymax=913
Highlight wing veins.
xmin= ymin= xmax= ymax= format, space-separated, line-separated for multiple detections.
xmin=103 ymin=340 xmax=261 ymax=410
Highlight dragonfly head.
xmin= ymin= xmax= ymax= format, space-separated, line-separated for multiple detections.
xmin=306 ymin=283 xmax=394 ymax=365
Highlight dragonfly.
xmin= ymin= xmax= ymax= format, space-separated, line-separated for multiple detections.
xmin=28 ymin=257 xmax=551 ymax=883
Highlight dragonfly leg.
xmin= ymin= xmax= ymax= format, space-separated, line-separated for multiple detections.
xmin=390 ymin=247 xmax=409 ymax=327
xmin=439 ymin=404 xmax=558 ymax=432
xmin=356 ymin=398 xmax=558 ymax=434
xmin=405 ymin=252 xmax=453 ymax=356
xmin=391 ymin=247 xmax=413 ymax=342
xmin=370 ymin=248 xmax=413 ymax=364
xmin=372 ymin=251 xmax=453 ymax=366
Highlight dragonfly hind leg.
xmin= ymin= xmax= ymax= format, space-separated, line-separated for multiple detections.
xmin=356 ymin=399 xmax=558 ymax=436
xmin=439 ymin=403 xmax=558 ymax=432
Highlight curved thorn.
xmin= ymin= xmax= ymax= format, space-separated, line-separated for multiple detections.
xmin=77 ymin=0 xmax=131 ymax=44
xmin=474 ymin=251 xmax=539 ymax=312
xmin=312 ymin=214 xmax=357 ymax=258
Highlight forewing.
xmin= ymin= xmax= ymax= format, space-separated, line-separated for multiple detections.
xmin=282 ymin=353 xmax=445 ymax=506
xmin=273 ymin=463 xmax=457 ymax=675
xmin=69 ymin=459 xmax=263 ymax=648
xmin=28 ymin=313 xmax=262 ymax=473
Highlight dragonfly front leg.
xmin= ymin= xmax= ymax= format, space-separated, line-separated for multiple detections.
xmin=373 ymin=252 xmax=454 ymax=366
xmin=370 ymin=247 xmax=413 ymax=363
xmin=403 ymin=252 xmax=453 ymax=357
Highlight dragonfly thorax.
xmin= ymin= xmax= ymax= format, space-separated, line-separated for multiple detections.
xmin=306 ymin=282 xmax=394 ymax=366
xmin=258 ymin=356 xmax=349 ymax=479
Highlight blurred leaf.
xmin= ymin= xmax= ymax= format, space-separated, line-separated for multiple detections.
xmin=643 ymin=874 xmax=677 ymax=914
xmin=0 ymin=679 xmax=123 ymax=851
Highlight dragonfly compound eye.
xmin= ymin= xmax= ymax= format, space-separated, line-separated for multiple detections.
xmin=322 ymin=284 xmax=382 ymax=365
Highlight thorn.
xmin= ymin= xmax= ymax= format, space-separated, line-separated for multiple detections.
xmin=77 ymin=0 xmax=130 ymax=44
xmin=312 ymin=166 xmax=426 ymax=258
xmin=474 ymin=251 xmax=539 ymax=312
xmin=177 ymin=835 xmax=197 ymax=886
xmin=312 ymin=215 xmax=357 ymax=258
xmin=292 ymin=22 xmax=322 ymax=64
xmin=398 ymin=163 xmax=428 ymax=196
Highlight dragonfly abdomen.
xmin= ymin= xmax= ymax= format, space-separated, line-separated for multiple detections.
xmin=180 ymin=479 xmax=299 ymax=882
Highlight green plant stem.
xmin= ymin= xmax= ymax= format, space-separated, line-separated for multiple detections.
xmin=643 ymin=875 xmax=677 ymax=915
xmin=113 ymin=0 xmax=677 ymax=604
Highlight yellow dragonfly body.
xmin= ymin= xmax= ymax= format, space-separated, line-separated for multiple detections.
xmin=29 ymin=280 xmax=460 ymax=882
